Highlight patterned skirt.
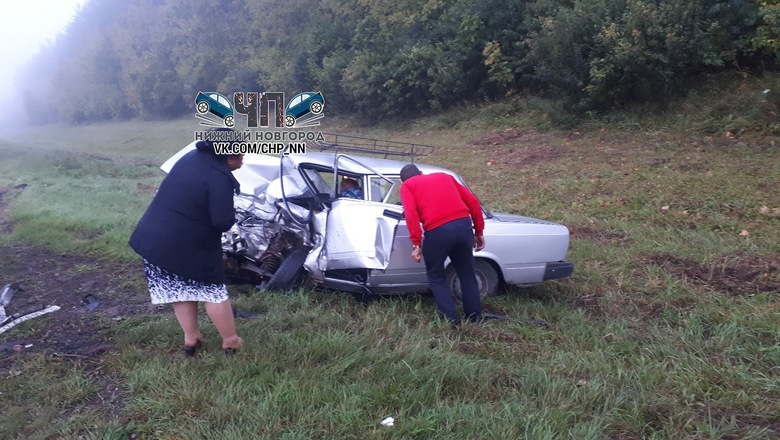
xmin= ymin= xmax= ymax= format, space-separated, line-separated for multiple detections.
xmin=142 ymin=259 xmax=229 ymax=304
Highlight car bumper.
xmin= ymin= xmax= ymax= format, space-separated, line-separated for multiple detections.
xmin=544 ymin=261 xmax=574 ymax=280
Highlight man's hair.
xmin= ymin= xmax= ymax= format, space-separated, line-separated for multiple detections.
xmin=400 ymin=164 xmax=422 ymax=182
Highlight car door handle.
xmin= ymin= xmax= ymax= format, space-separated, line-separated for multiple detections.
xmin=382 ymin=209 xmax=403 ymax=221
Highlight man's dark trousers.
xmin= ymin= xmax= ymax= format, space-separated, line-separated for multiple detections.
xmin=421 ymin=217 xmax=482 ymax=324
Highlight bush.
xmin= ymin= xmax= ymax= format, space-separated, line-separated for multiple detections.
xmin=524 ymin=0 xmax=761 ymax=111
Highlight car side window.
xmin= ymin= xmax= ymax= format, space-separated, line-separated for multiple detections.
xmin=217 ymin=95 xmax=229 ymax=107
xmin=289 ymin=96 xmax=302 ymax=107
xmin=369 ymin=176 xmax=401 ymax=204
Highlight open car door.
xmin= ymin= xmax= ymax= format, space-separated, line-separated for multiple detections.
xmin=322 ymin=155 xmax=401 ymax=271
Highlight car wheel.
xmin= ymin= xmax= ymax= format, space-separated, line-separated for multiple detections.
xmin=224 ymin=115 xmax=234 ymax=127
xmin=446 ymin=259 xmax=500 ymax=303
xmin=310 ymin=101 xmax=324 ymax=114
xmin=196 ymin=101 xmax=209 ymax=114
xmin=263 ymin=247 xmax=308 ymax=291
xmin=285 ymin=114 xmax=296 ymax=127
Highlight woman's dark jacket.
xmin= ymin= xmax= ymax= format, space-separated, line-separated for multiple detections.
xmin=129 ymin=149 xmax=240 ymax=284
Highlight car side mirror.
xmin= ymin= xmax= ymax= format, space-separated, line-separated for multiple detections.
xmin=316 ymin=192 xmax=332 ymax=209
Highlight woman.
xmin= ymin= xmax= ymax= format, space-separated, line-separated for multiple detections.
xmin=129 ymin=133 xmax=244 ymax=355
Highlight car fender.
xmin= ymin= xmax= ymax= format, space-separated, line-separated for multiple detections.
xmin=445 ymin=251 xmax=505 ymax=283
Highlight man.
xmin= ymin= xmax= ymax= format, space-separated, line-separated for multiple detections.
xmin=399 ymin=164 xmax=486 ymax=325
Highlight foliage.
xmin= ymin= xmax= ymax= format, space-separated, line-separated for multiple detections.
xmin=751 ymin=1 xmax=780 ymax=60
xmin=14 ymin=0 xmax=780 ymax=124
xmin=525 ymin=0 xmax=761 ymax=110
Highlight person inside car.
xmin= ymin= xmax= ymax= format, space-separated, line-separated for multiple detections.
xmin=339 ymin=177 xmax=364 ymax=199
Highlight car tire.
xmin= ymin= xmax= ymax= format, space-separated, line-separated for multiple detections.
xmin=285 ymin=114 xmax=296 ymax=127
xmin=196 ymin=101 xmax=209 ymax=114
xmin=263 ymin=247 xmax=308 ymax=291
xmin=446 ymin=259 xmax=500 ymax=303
xmin=224 ymin=115 xmax=234 ymax=127
xmin=310 ymin=101 xmax=323 ymax=114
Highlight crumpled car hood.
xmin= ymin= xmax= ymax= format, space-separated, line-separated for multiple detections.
xmin=163 ymin=144 xmax=397 ymax=285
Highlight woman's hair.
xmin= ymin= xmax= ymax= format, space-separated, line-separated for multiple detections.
xmin=195 ymin=127 xmax=242 ymax=160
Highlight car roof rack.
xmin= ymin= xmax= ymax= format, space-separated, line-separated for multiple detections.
xmin=309 ymin=133 xmax=434 ymax=161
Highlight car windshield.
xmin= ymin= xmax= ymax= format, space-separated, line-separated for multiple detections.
xmin=301 ymin=167 xmax=335 ymax=196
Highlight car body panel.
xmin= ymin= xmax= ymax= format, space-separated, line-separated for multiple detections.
xmin=324 ymin=199 xmax=398 ymax=270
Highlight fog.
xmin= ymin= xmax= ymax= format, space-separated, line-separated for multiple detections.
xmin=0 ymin=0 xmax=87 ymax=127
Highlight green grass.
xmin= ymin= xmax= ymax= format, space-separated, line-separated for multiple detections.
xmin=0 ymin=82 xmax=779 ymax=438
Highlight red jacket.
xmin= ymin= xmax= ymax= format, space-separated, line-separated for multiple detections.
xmin=400 ymin=172 xmax=484 ymax=246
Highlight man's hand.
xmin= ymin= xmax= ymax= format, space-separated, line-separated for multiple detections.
xmin=474 ymin=235 xmax=486 ymax=252
xmin=411 ymin=247 xmax=422 ymax=263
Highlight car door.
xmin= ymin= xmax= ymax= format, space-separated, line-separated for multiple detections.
xmin=321 ymin=155 xmax=400 ymax=271
xmin=362 ymin=175 xmax=429 ymax=288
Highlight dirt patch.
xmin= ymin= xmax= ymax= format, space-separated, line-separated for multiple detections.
xmin=571 ymin=293 xmax=605 ymax=317
xmin=0 ymin=240 xmax=158 ymax=423
xmin=470 ymin=128 xmax=563 ymax=167
xmin=470 ymin=128 xmax=538 ymax=147
xmin=0 ymin=245 xmax=156 ymax=357
xmin=568 ymin=293 xmax=668 ymax=322
xmin=570 ymin=226 xmax=632 ymax=247
xmin=0 ymin=184 xmax=156 ymax=360
xmin=570 ymin=250 xmax=778 ymax=321
xmin=496 ymin=145 xmax=564 ymax=167
xmin=641 ymin=252 xmax=780 ymax=295
xmin=693 ymin=407 xmax=780 ymax=439
xmin=0 ymin=181 xmax=162 ymax=421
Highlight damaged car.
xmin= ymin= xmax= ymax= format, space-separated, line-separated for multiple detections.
xmin=160 ymin=134 xmax=574 ymax=301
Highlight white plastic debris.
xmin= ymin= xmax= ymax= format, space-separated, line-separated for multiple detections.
xmin=380 ymin=417 xmax=395 ymax=427
xmin=0 ymin=284 xmax=14 ymax=306
xmin=0 ymin=305 xmax=61 ymax=336
xmin=0 ymin=284 xmax=16 ymax=323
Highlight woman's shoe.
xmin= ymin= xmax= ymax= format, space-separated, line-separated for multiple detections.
xmin=184 ymin=339 xmax=203 ymax=357
xmin=222 ymin=336 xmax=243 ymax=356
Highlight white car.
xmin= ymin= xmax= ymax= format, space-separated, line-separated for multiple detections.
xmin=161 ymin=134 xmax=573 ymax=301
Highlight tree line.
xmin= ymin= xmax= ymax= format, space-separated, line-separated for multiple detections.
xmin=19 ymin=0 xmax=779 ymax=125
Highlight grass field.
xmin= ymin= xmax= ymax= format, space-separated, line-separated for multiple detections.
xmin=0 ymin=84 xmax=778 ymax=439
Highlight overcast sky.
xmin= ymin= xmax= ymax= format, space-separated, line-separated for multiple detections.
xmin=0 ymin=0 xmax=89 ymax=109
